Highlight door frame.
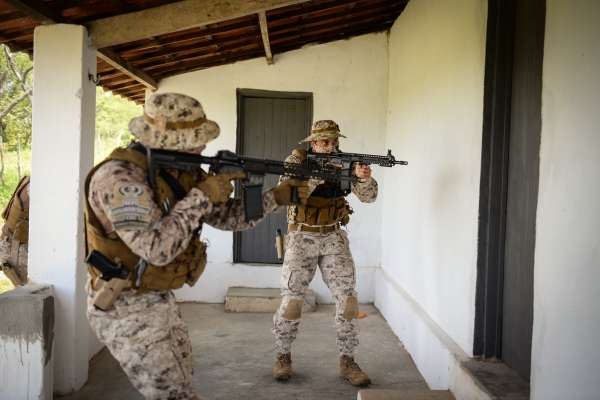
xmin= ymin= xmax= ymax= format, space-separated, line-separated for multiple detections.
xmin=473 ymin=0 xmax=516 ymax=358
xmin=474 ymin=0 xmax=546 ymax=362
xmin=233 ymin=88 xmax=313 ymax=264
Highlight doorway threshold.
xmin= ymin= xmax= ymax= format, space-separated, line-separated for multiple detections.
xmin=461 ymin=359 xmax=529 ymax=400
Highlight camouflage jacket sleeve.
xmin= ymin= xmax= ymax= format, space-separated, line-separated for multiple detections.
xmin=88 ymin=160 xmax=214 ymax=266
xmin=202 ymin=190 xmax=279 ymax=231
xmin=351 ymin=177 xmax=378 ymax=203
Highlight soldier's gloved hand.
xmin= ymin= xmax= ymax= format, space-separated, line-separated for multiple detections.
xmin=197 ymin=171 xmax=246 ymax=204
xmin=272 ymin=179 xmax=310 ymax=206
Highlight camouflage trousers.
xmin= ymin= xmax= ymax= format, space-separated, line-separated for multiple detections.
xmin=272 ymin=229 xmax=359 ymax=356
xmin=86 ymin=282 xmax=202 ymax=400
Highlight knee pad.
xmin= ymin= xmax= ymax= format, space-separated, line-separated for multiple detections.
xmin=282 ymin=299 xmax=303 ymax=320
xmin=342 ymin=296 xmax=358 ymax=321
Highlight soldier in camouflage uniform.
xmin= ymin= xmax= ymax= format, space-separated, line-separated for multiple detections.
xmin=85 ymin=92 xmax=309 ymax=400
xmin=272 ymin=120 xmax=378 ymax=386
xmin=0 ymin=176 xmax=30 ymax=287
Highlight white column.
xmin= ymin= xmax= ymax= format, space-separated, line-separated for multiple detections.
xmin=29 ymin=24 xmax=96 ymax=394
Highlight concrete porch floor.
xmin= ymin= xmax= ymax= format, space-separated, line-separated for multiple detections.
xmin=57 ymin=304 xmax=428 ymax=400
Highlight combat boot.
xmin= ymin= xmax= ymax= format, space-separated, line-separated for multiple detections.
xmin=339 ymin=355 xmax=371 ymax=386
xmin=273 ymin=353 xmax=293 ymax=381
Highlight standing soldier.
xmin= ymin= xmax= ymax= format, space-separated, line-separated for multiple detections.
xmin=272 ymin=120 xmax=378 ymax=386
xmin=85 ymin=92 xmax=308 ymax=400
xmin=0 ymin=175 xmax=30 ymax=287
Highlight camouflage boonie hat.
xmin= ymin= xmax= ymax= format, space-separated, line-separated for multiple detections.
xmin=129 ymin=92 xmax=220 ymax=151
xmin=300 ymin=119 xmax=347 ymax=143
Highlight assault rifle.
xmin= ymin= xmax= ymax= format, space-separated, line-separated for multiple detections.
xmin=308 ymin=149 xmax=408 ymax=169
xmin=306 ymin=149 xmax=408 ymax=195
xmin=147 ymin=149 xmax=358 ymax=221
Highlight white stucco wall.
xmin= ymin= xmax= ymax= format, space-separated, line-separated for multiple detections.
xmin=157 ymin=33 xmax=389 ymax=304
xmin=531 ymin=2 xmax=600 ymax=399
xmin=376 ymin=0 xmax=487 ymax=388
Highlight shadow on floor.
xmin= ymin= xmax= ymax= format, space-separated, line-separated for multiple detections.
xmin=57 ymin=304 xmax=427 ymax=400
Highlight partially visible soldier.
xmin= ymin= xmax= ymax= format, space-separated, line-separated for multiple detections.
xmin=0 ymin=175 xmax=30 ymax=287
xmin=272 ymin=120 xmax=378 ymax=386
xmin=85 ymin=92 xmax=309 ymax=400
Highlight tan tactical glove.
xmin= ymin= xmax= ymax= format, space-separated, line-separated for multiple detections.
xmin=272 ymin=179 xmax=310 ymax=206
xmin=197 ymin=171 xmax=246 ymax=204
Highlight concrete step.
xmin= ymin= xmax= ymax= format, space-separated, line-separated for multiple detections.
xmin=224 ymin=287 xmax=317 ymax=313
xmin=357 ymin=390 xmax=454 ymax=400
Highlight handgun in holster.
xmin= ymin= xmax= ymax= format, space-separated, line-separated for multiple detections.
xmin=1 ymin=262 xmax=25 ymax=287
xmin=86 ymin=250 xmax=130 ymax=311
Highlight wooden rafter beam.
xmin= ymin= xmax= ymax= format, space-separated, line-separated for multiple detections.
xmin=258 ymin=11 xmax=273 ymax=64
xmin=5 ymin=0 xmax=157 ymax=91
xmin=87 ymin=0 xmax=311 ymax=49
xmin=97 ymin=48 xmax=157 ymax=90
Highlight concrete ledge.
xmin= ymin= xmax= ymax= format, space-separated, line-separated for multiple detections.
xmin=0 ymin=284 xmax=54 ymax=400
xmin=358 ymin=390 xmax=454 ymax=400
xmin=459 ymin=360 xmax=529 ymax=400
xmin=224 ymin=287 xmax=317 ymax=313
xmin=375 ymin=270 xmax=494 ymax=400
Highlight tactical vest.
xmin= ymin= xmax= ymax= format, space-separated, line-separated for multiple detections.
xmin=292 ymin=195 xmax=352 ymax=226
xmin=2 ymin=175 xmax=30 ymax=243
xmin=84 ymin=146 xmax=207 ymax=292
xmin=286 ymin=149 xmax=352 ymax=227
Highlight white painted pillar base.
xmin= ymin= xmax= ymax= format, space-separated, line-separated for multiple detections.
xmin=30 ymin=24 xmax=96 ymax=394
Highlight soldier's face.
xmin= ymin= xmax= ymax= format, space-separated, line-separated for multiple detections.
xmin=311 ymin=138 xmax=338 ymax=154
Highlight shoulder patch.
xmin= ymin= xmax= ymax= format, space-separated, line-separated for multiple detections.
xmin=109 ymin=183 xmax=153 ymax=230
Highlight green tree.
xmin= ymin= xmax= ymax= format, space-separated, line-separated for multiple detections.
xmin=95 ymin=87 xmax=141 ymax=161
xmin=0 ymin=45 xmax=33 ymax=184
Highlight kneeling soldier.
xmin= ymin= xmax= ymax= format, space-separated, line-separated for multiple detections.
xmin=272 ymin=120 xmax=378 ymax=386
xmin=85 ymin=92 xmax=308 ymax=400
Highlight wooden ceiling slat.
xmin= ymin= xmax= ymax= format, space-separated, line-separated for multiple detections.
xmin=128 ymin=39 xmax=257 ymax=68
xmin=119 ymin=26 xmax=261 ymax=62
xmin=101 ymin=76 xmax=138 ymax=87
xmin=269 ymin=3 xmax=404 ymax=40
xmin=268 ymin=0 xmax=399 ymax=31
xmin=105 ymin=81 xmax=146 ymax=91
xmin=143 ymin=42 xmax=264 ymax=74
xmin=272 ymin=19 xmax=397 ymax=53
xmin=269 ymin=0 xmax=353 ymax=26
xmin=99 ymin=74 xmax=134 ymax=86
xmin=112 ymin=86 xmax=145 ymax=96
xmin=266 ymin=0 xmax=343 ymax=20
xmin=152 ymin=47 xmax=267 ymax=79
xmin=271 ymin=17 xmax=398 ymax=51
xmin=113 ymin=15 xmax=258 ymax=55
xmin=0 ymin=0 xmax=408 ymax=103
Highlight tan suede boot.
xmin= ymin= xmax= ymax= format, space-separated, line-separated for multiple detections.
xmin=273 ymin=353 xmax=293 ymax=381
xmin=339 ymin=355 xmax=371 ymax=386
